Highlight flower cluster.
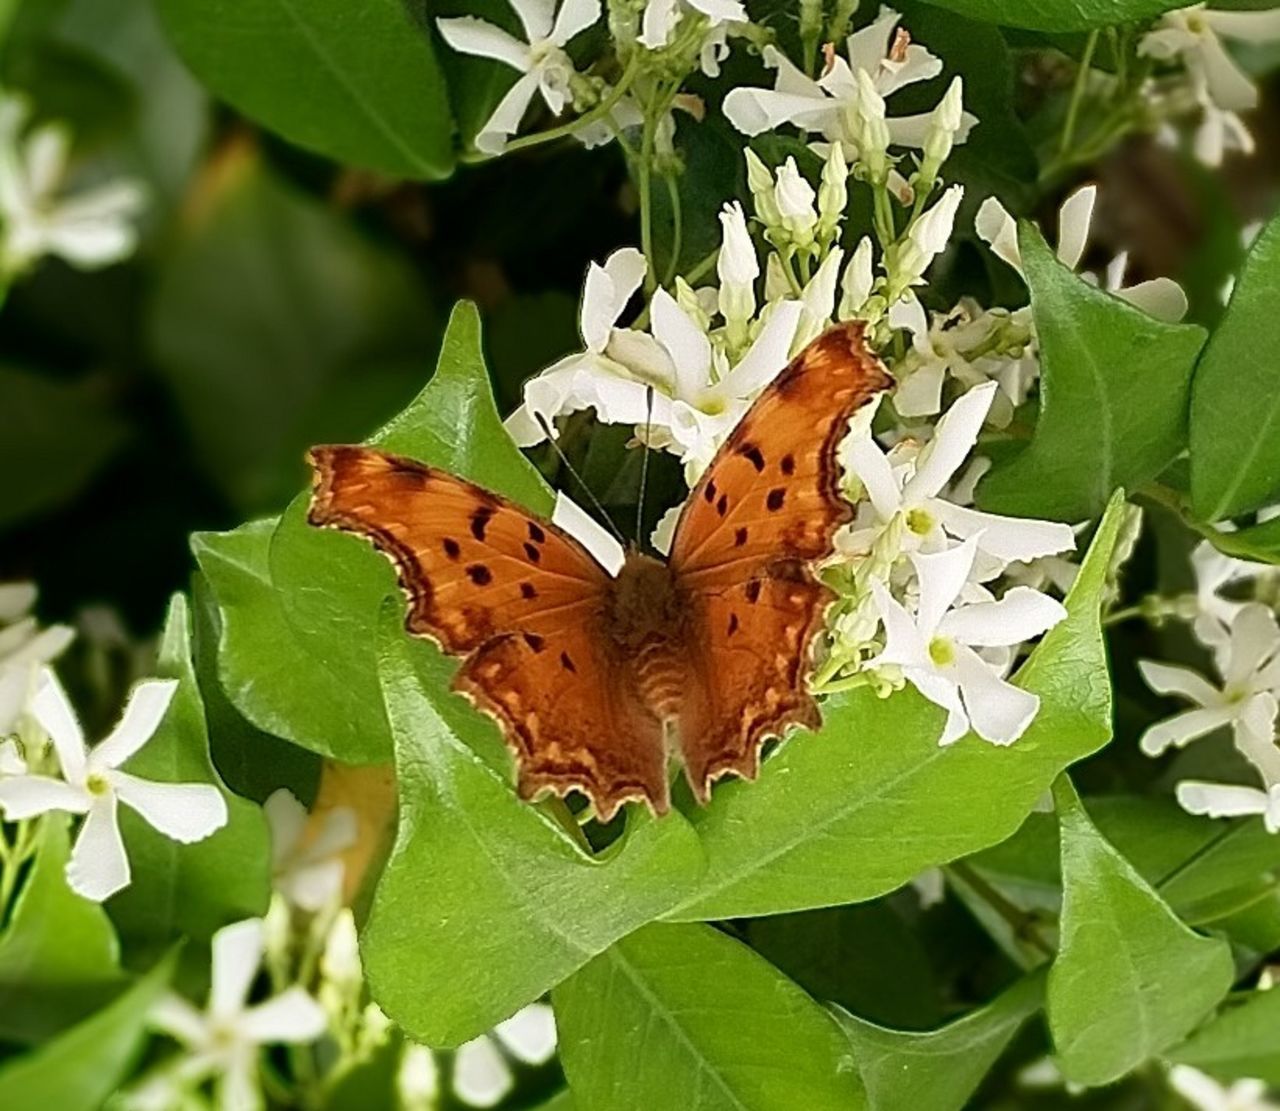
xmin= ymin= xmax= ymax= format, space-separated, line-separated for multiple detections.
xmin=1136 ymin=540 xmax=1280 ymax=831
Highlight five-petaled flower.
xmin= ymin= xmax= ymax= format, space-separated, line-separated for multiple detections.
xmin=150 ymin=918 xmax=328 ymax=1111
xmin=0 ymin=670 xmax=227 ymax=901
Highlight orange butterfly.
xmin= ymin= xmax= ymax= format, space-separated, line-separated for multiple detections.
xmin=307 ymin=321 xmax=890 ymax=821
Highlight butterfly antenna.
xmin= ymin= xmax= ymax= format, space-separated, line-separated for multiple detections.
xmin=534 ymin=413 xmax=627 ymax=547
xmin=635 ymin=385 xmax=655 ymax=553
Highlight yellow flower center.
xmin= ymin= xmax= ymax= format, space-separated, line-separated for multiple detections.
xmin=86 ymin=772 xmax=110 ymax=796
xmin=906 ymin=507 xmax=934 ymax=536
xmin=929 ymin=637 xmax=955 ymax=667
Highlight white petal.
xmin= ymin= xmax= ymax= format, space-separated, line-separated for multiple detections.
xmin=264 ymin=788 xmax=307 ymax=865
xmin=0 ymin=738 xmax=26 ymax=776
xmin=239 ymin=988 xmax=328 ymax=1045
xmin=953 ymin=644 xmax=1041 ymax=745
xmin=112 ymin=772 xmax=227 ymax=844
xmin=1198 ymin=29 xmax=1258 ymax=111
xmin=67 ymin=793 xmax=130 ymax=902
xmin=280 ymin=859 xmax=345 ymax=913
xmin=650 ymin=289 xmax=712 ymax=400
xmin=638 ymin=0 xmax=678 ymax=48
xmin=1176 ymin=780 xmax=1270 ymax=820
xmin=211 ymin=919 xmax=266 ymax=1020
xmin=686 ymin=0 xmax=746 ymax=24
xmin=552 ymin=492 xmax=625 ymax=576
xmin=31 ymin=670 xmax=87 ymax=783
xmin=894 ymin=361 xmax=945 ymax=419
xmin=904 ymin=382 xmax=996 ymax=503
xmin=845 ymin=436 xmax=902 ymax=521
xmin=869 ymin=581 xmax=931 ymax=669
xmin=905 ymin=666 xmax=969 ymax=745
xmin=1224 ymin=604 xmax=1280 ymax=689
xmin=549 ymin=0 xmax=599 ymax=44
xmin=0 ymin=582 xmax=36 ymax=621
xmin=1116 ymin=277 xmax=1188 ymax=323
xmin=722 ymin=87 xmax=837 ymax=136
xmin=1137 ymin=660 xmax=1220 ymax=707
xmin=1140 ymin=704 xmax=1236 ymax=756
xmin=581 ymin=249 xmax=646 ymax=352
xmin=714 ymin=301 xmax=803 ymax=399
xmin=150 ymin=993 xmax=210 ymax=1047
xmin=0 ymin=774 xmax=91 ymax=819
xmin=475 ymin=71 xmax=541 ymax=155
xmin=1203 ymin=8 xmax=1280 ymax=41
xmin=975 ymin=197 xmax=1021 ymax=273
xmin=940 ymin=587 xmax=1066 ymax=648
xmin=932 ymin=502 xmax=1076 ymax=563
xmin=306 ymin=805 xmax=359 ymax=861
xmin=493 ymin=1003 xmax=557 ymax=1064
xmin=910 ymin=538 xmax=980 ymax=636
xmin=93 ymin=678 xmax=178 ymax=769
xmin=217 ymin=1048 xmax=263 ymax=1111
xmin=508 ymin=0 xmax=555 ymax=40
xmin=1233 ymin=700 xmax=1280 ymax=784
xmin=1056 ymin=185 xmax=1096 ymax=271
xmin=453 ymin=1037 xmax=514 ymax=1108
xmin=436 ymin=18 xmax=531 ymax=71
xmin=846 ymin=6 xmax=900 ymax=75
xmin=650 ymin=504 xmax=680 ymax=556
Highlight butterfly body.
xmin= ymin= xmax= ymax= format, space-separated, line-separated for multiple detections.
xmin=308 ymin=321 xmax=891 ymax=821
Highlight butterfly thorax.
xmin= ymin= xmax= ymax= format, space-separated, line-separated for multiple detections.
xmin=607 ymin=550 xmax=691 ymax=721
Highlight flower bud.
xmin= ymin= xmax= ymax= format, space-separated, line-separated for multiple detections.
xmin=744 ymin=148 xmax=782 ymax=228
xmin=893 ymin=184 xmax=964 ymax=292
xmin=774 ymin=157 xmax=817 ymax=247
xmin=918 ymin=77 xmax=964 ymax=186
xmin=817 ymin=144 xmax=848 ymax=242
xmin=717 ymin=201 xmax=758 ymax=287
xmin=852 ymin=70 xmax=891 ymax=183
xmin=838 ymin=236 xmax=875 ymax=319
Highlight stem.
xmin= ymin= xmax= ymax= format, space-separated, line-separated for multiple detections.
xmin=947 ymin=859 xmax=1056 ymax=959
xmin=1059 ymin=30 xmax=1099 ymax=157
xmin=0 ymin=819 xmax=37 ymax=922
xmin=1102 ymin=603 xmax=1146 ymax=627
xmin=502 ymin=54 xmax=642 ymax=156
xmin=638 ymin=104 xmax=658 ymax=294
xmin=662 ymin=173 xmax=683 ymax=286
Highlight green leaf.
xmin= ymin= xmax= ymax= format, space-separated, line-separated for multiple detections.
xmin=149 ymin=155 xmax=437 ymax=513
xmin=0 ymin=365 xmax=129 ymax=528
xmin=0 ymin=949 xmax=174 ymax=1111
xmin=663 ymin=493 xmax=1125 ymax=922
xmin=361 ymin=610 xmax=704 ymax=1046
xmin=1199 ymin=516 xmax=1280 ymax=565
xmin=978 ymin=223 xmax=1206 ymax=521
xmin=1047 ymin=778 xmax=1235 ymax=1087
xmin=1191 ymin=214 xmax=1280 ymax=522
xmin=1168 ymin=988 xmax=1280 ymax=1084
xmin=912 ymin=0 xmax=1186 ymax=31
xmin=194 ymin=301 xmax=550 ymax=764
xmin=0 ymin=818 xmax=124 ymax=1042
xmin=107 ymin=594 xmax=270 ymax=958
xmin=154 ymin=0 xmax=453 ymax=178
xmin=553 ymin=922 xmax=865 ymax=1111
xmin=833 ymin=972 xmax=1044 ymax=1111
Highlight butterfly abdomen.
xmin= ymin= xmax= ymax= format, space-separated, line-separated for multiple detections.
xmin=633 ymin=638 xmax=686 ymax=720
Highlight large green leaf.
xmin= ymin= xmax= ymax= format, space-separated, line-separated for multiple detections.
xmin=833 ymin=972 xmax=1043 ymax=1111
xmin=913 ymin=0 xmax=1186 ymax=31
xmin=1046 ymin=779 xmax=1235 ymax=1087
xmin=1191 ymin=214 xmax=1280 ymax=522
xmin=0 ymin=950 xmax=174 ymax=1111
xmin=662 ymin=493 xmax=1124 ymax=922
xmin=154 ymin=0 xmax=453 ymax=177
xmin=361 ymin=612 xmax=704 ymax=1047
xmin=978 ymin=224 xmax=1206 ymax=521
xmin=149 ymin=156 xmax=436 ymax=514
xmin=107 ymin=594 xmax=270 ymax=958
xmin=194 ymin=301 xmax=551 ymax=764
xmin=0 ymin=818 xmax=124 ymax=1042
xmin=553 ymin=922 xmax=865 ymax=1111
xmin=0 ymin=365 xmax=128 ymax=528
xmin=1168 ymin=988 xmax=1280 ymax=1085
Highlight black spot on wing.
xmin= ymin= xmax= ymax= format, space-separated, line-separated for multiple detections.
xmin=734 ymin=527 xmax=748 ymax=547
xmin=745 ymin=580 xmax=762 ymax=604
xmin=704 ymin=481 xmax=717 ymax=504
xmin=470 ymin=506 xmax=495 ymax=541
xmin=442 ymin=538 xmax=461 ymax=560
xmin=716 ymin=493 xmax=728 ymax=517
xmin=466 ymin=564 xmax=492 ymax=586
xmin=727 ymin=613 xmax=739 ymax=636
xmin=523 ymin=542 xmax=542 ymax=563
xmin=781 ymin=454 xmax=796 ymax=476
xmin=528 ymin=522 xmax=546 ymax=544
xmin=524 ymin=632 xmax=545 ymax=652
xmin=767 ymin=488 xmax=786 ymax=511
xmin=560 ymin=651 xmax=577 ymax=673
xmin=739 ymin=443 xmax=765 ymax=472
xmin=519 ymin=582 xmax=537 ymax=600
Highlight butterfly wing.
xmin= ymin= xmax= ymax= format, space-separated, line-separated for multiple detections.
xmin=308 ymin=445 xmax=668 ymax=820
xmin=667 ymin=322 xmax=891 ymax=799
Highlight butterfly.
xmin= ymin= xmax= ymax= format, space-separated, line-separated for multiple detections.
xmin=307 ymin=320 xmax=890 ymax=821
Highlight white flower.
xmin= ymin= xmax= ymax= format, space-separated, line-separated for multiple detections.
xmin=437 ymin=0 xmax=600 ymax=155
xmin=1140 ymin=6 xmax=1280 ymax=112
xmin=723 ymin=8 xmax=977 ymax=160
xmin=0 ymin=94 xmax=143 ymax=275
xmin=975 ymin=187 xmax=1189 ymax=323
xmin=638 ymin=0 xmax=745 ymax=57
xmin=0 ymin=670 xmax=227 ymax=902
xmin=717 ymin=200 xmax=756 ymax=340
xmin=774 ymin=156 xmax=818 ymax=243
xmin=453 ymin=1004 xmax=558 ymax=1108
xmin=844 ymin=382 xmax=1076 ymax=567
xmin=1177 ymin=781 xmax=1280 ymax=834
xmin=0 ymin=581 xmax=73 ymax=735
xmin=151 ymin=918 xmax=328 ymax=1111
xmin=870 ymin=537 xmax=1067 ymax=745
xmin=920 ymin=76 xmax=964 ymax=178
xmin=265 ymin=788 xmax=357 ymax=913
xmin=1167 ymin=1063 xmax=1280 ymax=1110
xmin=1138 ymin=604 xmax=1280 ymax=762
xmin=892 ymin=184 xmax=963 ymax=291
xmin=1190 ymin=540 xmax=1279 ymax=650
xmin=838 ymin=236 xmax=875 ymax=319
xmin=890 ymin=298 xmax=1011 ymax=422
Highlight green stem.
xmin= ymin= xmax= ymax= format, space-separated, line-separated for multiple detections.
xmin=638 ymin=104 xmax=658 ymax=293
xmin=1059 ymin=30 xmax=1099 ymax=157
xmin=662 ymin=173 xmax=683 ymax=287
xmin=946 ymin=859 xmax=1056 ymax=959
xmin=501 ymin=54 xmax=642 ymax=156
xmin=1101 ymin=603 xmax=1146 ymax=627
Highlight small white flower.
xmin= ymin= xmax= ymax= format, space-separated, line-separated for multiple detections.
xmin=151 ymin=918 xmax=328 ymax=1111
xmin=638 ymin=0 xmax=745 ymax=55
xmin=920 ymin=76 xmax=964 ymax=178
xmin=453 ymin=1004 xmax=558 ymax=1108
xmin=437 ymin=0 xmax=601 ymax=155
xmin=0 ymin=95 xmax=145 ymax=275
xmin=265 ymin=788 xmax=357 ymax=913
xmin=773 ymin=156 xmax=818 ymax=245
xmin=1140 ymin=6 xmax=1280 ymax=112
xmin=975 ymin=187 xmax=1189 ymax=323
xmin=1138 ymin=604 xmax=1280 ymax=762
xmin=892 ymin=184 xmax=963 ymax=291
xmin=1167 ymin=1063 xmax=1280 ymax=1110
xmin=844 ymin=382 xmax=1076 ymax=567
xmin=0 ymin=581 xmax=73 ymax=735
xmin=838 ymin=236 xmax=875 ymax=319
xmin=1191 ymin=540 xmax=1278 ymax=649
xmin=0 ymin=670 xmax=227 ymax=902
xmin=870 ymin=536 xmax=1067 ymax=745
xmin=717 ymin=200 xmax=757 ymax=341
